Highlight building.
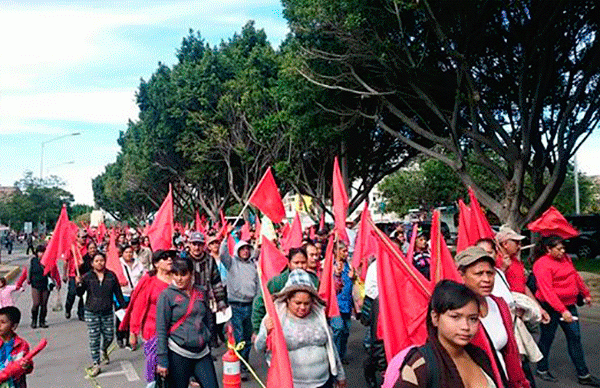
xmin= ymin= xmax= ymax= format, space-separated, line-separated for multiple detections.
xmin=0 ymin=186 xmax=19 ymax=202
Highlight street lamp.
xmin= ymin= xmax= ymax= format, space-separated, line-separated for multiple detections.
xmin=40 ymin=132 xmax=80 ymax=180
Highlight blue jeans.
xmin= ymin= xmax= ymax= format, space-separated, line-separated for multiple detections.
xmin=230 ymin=302 xmax=253 ymax=369
xmin=537 ymin=303 xmax=589 ymax=377
xmin=330 ymin=313 xmax=351 ymax=360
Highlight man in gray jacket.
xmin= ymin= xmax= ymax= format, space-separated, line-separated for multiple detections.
xmin=220 ymin=239 xmax=258 ymax=380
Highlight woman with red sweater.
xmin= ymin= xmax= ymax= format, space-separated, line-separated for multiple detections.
xmin=532 ymin=236 xmax=599 ymax=387
xmin=120 ymin=249 xmax=174 ymax=384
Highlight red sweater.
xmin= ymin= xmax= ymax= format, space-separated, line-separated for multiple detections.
xmin=496 ymin=256 xmax=526 ymax=293
xmin=533 ymin=254 xmax=590 ymax=314
xmin=120 ymin=274 xmax=169 ymax=340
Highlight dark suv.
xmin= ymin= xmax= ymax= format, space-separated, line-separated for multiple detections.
xmin=564 ymin=214 xmax=600 ymax=259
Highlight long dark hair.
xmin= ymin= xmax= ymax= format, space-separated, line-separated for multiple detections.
xmin=533 ymin=235 xmax=563 ymax=261
xmin=426 ymin=280 xmax=480 ymax=337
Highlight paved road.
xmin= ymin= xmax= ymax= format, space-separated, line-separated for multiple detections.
xmin=2 ymin=244 xmax=599 ymax=387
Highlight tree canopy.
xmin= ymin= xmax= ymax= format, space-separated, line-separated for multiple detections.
xmin=283 ymin=0 xmax=600 ymax=228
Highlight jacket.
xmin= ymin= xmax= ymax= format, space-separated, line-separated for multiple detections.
xmin=189 ymin=252 xmax=227 ymax=308
xmin=119 ymin=274 xmax=169 ymax=340
xmin=28 ymin=256 xmax=48 ymax=290
xmin=220 ymin=240 xmax=259 ymax=303
xmin=76 ymin=270 xmax=125 ymax=314
xmin=0 ymin=334 xmax=32 ymax=388
xmin=156 ymin=285 xmax=212 ymax=368
xmin=251 ymin=268 xmax=320 ymax=333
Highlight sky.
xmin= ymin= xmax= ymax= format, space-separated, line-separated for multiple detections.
xmin=0 ymin=0 xmax=288 ymax=205
xmin=1 ymin=1 xmax=599 ymax=206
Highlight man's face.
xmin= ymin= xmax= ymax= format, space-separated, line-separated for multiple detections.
xmin=88 ymin=243 xmax=98 ymax=257
xmin=502 ymin=239 xmax=521 ymax=256
xmin=306 ymin=245 xmax=319 ymax=269
xmin=189 ymin=241 xmax=204 ymax=257
xmin=416 ymin=236 xmax=428 ymax=250
xmin=238 ymin=245 xmax=251 ymax=260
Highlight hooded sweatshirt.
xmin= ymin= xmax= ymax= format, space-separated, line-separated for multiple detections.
xmin=220 ymin=240 xmax=259 ymax=303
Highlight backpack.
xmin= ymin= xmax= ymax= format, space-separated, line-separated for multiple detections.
xmin=382 ymin=343 xmax=439 ymax=388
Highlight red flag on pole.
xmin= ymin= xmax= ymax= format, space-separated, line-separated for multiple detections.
xmin=351 ymin=202 xmax=378 ymax=281
xmin=41 ymin=205 xmax=78 ymax=275
xmin=456 ymin=199 xmax=475 ymax=253
xmin=527 ymin=206 xmax=579 ymax=239
xmin=319 ymin=212 xmax=325 ymax=230
xmin=371 ymin=222 xmax=431 ymax=361
xmin=147 ymin=185 xmax=174 ymax=251
xmin=97 ymin=222 xmax=107 ymax=242
xmin=195 ymin=210 xmax=206 ymax=235
xmin=332 ymin=157 xmax=349 ymax=243
xmin=248 ymin=167 xmax=286 ymax=224
xmin=468 ymin=188 xmax=495 ymax=240
xmin=259 ymin=239 xmax=289 ymax=281
xmin=240 ymin=221 xmax=252 ymax=241
xmin=282 ymin=212 xmax=303 ymax=253
xmin=429 ymin=210 xmax=463 ymax=284
xmin=258 ymin=251 xmax=294 ymax=388
xmin=106 ymin=230 xmax=128 ymax=286
xmin=317 ymin=236 xmax=341 ymax=318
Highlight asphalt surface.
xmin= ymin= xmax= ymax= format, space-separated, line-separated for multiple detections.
xmin=2 ymin=243 xmax=599 ymax=388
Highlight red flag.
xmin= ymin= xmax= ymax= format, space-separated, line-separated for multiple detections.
xmin=97 ymin=222 xmax=107 ymax=242
xmin=319 ymin=212 xmax=325 ymax=230
xmin=240 ymin=221 xmax=252 ymax=241
xmin=468 ymin=188 xmax=495 ymax=240
xmin=351 ymin=202 xmax=378 ymax=281
xmin=41 ymin=205 xmax=78 ymax=275
xmin=227 ymin=234 xmax=236 ymax=256
xmin=456 ymin=199 xmax=474 ymax=253
xmin=147 ymin=185 xmax=174 ymax=251
xmin=317 ymin=236 xmax=341 ymax=318
xmin=195 ymin=210 xmax=206 ymax=234
xmin=280 ymin=222 xmax=291 ymax=242
xmin=248 ymin=167 xmax=286 ymax=223
xmin=282 ymin=212 xmax=303 ymax=253
xmin=259 ymin=239 xmax=289 ymax=281
xmin=332 ymin=157 xmax=349 ymax=243
xmin=258 ymin=249 xmax=294 ymax=388
xmin=429 ymin=210 xmax=463 ymax=284
xmin=527 ymin=206 xmax=579 ymax=239
xmin=106 ymin=231 xmax=128 ymax=286
xmin=371 ymin=222 xmax=431 ymax=360
xmin=15 ymin=268 xmax=28 ymax=289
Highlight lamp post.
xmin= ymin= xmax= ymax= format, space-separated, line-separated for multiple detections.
xmin=40 ymin=132 xmax=80 ymax=180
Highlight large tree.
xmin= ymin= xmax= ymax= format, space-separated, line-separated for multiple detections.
xmin=283 ymin=0 xmax=600 ymax=228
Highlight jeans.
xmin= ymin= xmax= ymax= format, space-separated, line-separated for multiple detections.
xmin=330 ymin=313 xmax=351 ymax=361
xmin=230 ymin=302 xmax=253 ymax=368
xmin=537 ymin=303 xmax=589 ymax=377
xmin=167 ymin=351 xmax=219 ymax=388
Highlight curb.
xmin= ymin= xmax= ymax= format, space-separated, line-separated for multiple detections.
xmin=0 ymin=265 xmax=21 ymax=283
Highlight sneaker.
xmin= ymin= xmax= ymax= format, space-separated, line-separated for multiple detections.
xmin=39 ymin=322 xmax=49 ymax=328
xmin=100 ymin=351 xmax=110 ymax=365
xmin=536 ymin=370 xmax=558 ymax=382
xmin=87 ymin=363 xmax=101 ymax=377
xmin=65 ymin=311 xmax=71 ymax=319
xmin=579 ymin=375 xmax=600 ymax=387
xmin=30 ymin=322 xmax=37 ymax=329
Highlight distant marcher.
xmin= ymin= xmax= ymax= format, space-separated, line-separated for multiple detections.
xmin=28 ymin=245 xmax=51 ymax=328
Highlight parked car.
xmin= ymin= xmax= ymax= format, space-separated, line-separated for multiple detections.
xmin=563 ymin=214 xmax=600 ymax=259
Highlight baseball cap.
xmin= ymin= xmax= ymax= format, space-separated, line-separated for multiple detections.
xmin=189 ymin=232 xmax=205 ymax=243
xmin=455 ymin=246 xmax=495 ymax=268
xmin=495 ymin=226 xmax=525 ymax=244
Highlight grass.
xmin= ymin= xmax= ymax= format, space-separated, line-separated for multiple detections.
xmin=573 ymin=257 xmax=600 ymax=274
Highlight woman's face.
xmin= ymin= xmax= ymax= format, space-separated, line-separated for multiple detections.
xmin=173 ymin=271 xmax=193 ymax=290
xmin=547 ymin=243 xmax=566 ymax=259
xmin=287 ymin=291 xmax=313 ymax=318
xmin=461 ymin=261 xmax=495 ymax=297
xmin=432 ymin=300 xmax=480 ymax=348
xmin=156 ymin=256 xmax=173 ymax=272
xmin=88 ymin=243 xmax=98 ymax=257
xmin=208 ymin=241 xmax=219 ymax=253
xmin=92 ymin=255 xmax=106 ymax=272
xmin=288 ymin=253 xmax=308 ymax=271
xmin=122 ymin=247 xmax=134 ymax=262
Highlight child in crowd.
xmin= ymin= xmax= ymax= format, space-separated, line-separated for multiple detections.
xmin=0 ymin=306 xmax=33 ymax=388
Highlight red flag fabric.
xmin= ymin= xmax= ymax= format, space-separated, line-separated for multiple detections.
xmin=248 ymin=167 xmax=286 ymax=224
xmin=351 ymin=202 xmax=378 ymax=281
xmin=456 ymin=199 xmax=474 ymax=253
xmin=282 ymin=212 xmax=303 ymax=253
xmin=527 ymin=206 xmax=579 ymax=239
xmin=319 ymin=212 xmax=325 ymax=231
xmin=280 ymin=222 xmax=291 ymax=242
xmin=332 ymin=157 xmax=349 ymax=243
xmin=258 ymin=250 xmax=294 ymax=388
xmin=317 ymin=236 xmax=341 ymax=318
xmin=468 ymin=188 xmax=495 ymax=240
xmin=106 ymin=231 xmax=128 ymax=286
xmin=240 ymin=221 xmax=252 ymax=241
xmin=227 ymin=234 xmax=236 ymax=256
xmin=259 ymin=239 xmax=289 ymax=281
xmin=41 ymin=205 xmax=78 ymax=275
xmin=97 ymin=222 xmax=107 ymax=242
xmin=195 ymin=210 xmax=205 ymax=234
xmin=147 ymin=185 xmax=174 ymax=251
xmin=429 ymin=210 xmax=463 ymax=284
xmin=371 ymin=222 xmax=431 ymax=361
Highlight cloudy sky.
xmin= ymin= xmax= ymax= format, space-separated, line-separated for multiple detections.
xmin=1 ymin=1 xmax=599 ymax=206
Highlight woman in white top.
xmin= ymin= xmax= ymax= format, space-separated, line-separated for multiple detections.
xmin=117 ymin=244 xmax=146 ymax=348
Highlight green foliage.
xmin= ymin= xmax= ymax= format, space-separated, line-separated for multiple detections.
xmin=0 ymin=171 xmax=74 ymax=231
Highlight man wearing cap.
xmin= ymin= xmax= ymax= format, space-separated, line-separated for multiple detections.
xmin=495 ymin=226 xmax=550 ymax=324
xmin=64 ymin=229 xmax=88 ymax=320
xmin=186 ymin=232 xmax=227 ymax=345
xmin=412 ymin=228 xmax=431 ymax=280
